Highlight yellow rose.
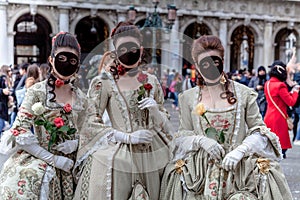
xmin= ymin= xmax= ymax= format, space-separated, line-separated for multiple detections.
xmin=193 ymin=103 xmax=206 ymax=116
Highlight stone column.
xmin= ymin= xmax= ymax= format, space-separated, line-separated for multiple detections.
xmin=0 ymin=2 xmax=9 ymax=66
xmin=170 ymin=17 xmax=181 ymax=73
xmin=219 ymin=17 xmax=229 ymax=72
xmin=7 ymin=31 xmax=15 ymax=66
xmin=263 ymin=21 xmax=273 ymax=68
xmin=160 ymin=31 xmax=170 ymax=77
xmin=58 ymin=6 xmax=70 ymax=32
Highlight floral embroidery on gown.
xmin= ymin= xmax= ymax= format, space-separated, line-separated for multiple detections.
xmin=160 ymin=81 xmax=293 ymax=200
xmin=0 ymin=80 xmax=88 ymax=200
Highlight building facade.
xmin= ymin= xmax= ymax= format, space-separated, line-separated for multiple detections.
xmin=1 ymin=0 xmax=300 ymax=75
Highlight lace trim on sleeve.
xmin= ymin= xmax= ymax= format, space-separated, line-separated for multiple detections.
xmin=247 ymin=127 xmax=282 ymax=161
xmin=15 ymin=133 xmax=39 ymax=145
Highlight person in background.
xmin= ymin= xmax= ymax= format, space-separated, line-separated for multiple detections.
xmin=167 ymin=69 xmax=176 ymax=99
xmin=190 ymin=64 xmax=197 ymax=87
xmin=39 ymin=63 xmax=50 ymax=81
xmin=248 ymin=66 xmax=268 ymax=118
xmin=25 ymin=64 xmax=40 ymax=89
xmin=160 ymin=35 xmax=293 ymax=200
xmin=264 ymin=60 xmax=299 ymax=159
xmin=239 ymin=69 xmax=251 ymax=86
xmin=169 ymin=72 xmax=181 ymax=110
xmin=15 ymin=63 xmax=28 ymax=91
xmin=0 ymin=65 xmax=12 ymax=133
xmin=182 ymin=72 xmax=193 ymax=91
xmin=9 ymin=67 xmax=22 ymax=127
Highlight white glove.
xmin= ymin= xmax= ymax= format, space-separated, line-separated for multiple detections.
xmin=53 ymin=155 xmax=74 ymax=173
xmin=194 ymin=135 xmax=225 ymax=160
xmin=112 ymin=129 xmax=153 ymax=144
xmin=138 ymin=97 xmax=166 ymax=126
xmin=222 ymin=144 xmax=248 ymax=171
xmin=138 ymin=97 xmax=159 ymax=114
xmin=52 ymin=139 xmax=78 ymax=154
xmin=20 ymin=143 xmax=74 ymax=173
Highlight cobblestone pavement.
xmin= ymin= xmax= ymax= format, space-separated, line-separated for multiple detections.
xmin=164 ymin=99 xmax=300 ymax=200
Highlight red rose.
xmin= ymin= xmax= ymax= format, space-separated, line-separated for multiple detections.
xmin=143 ymin=83 xmax=153 ymax=91
xmin=63 ymin=103 xmax=72 ymax=113
xmin=209 ymin=182 xmax=216 ymax=189
xmin=53 ymin=117 xmax=64 ymax=128
xmin=137 ymin=73 xmax=148 ymax=83
xmin=211 ymin=191 xmax=217 ymax=196
xmin=55 ymin=79 xmax=64 ymax=87
xmin=18 ymin=180 xmax=26 ymax=187
xmin=117 ymin=65 xmax=126 ymax=76
xmin=18 ymin=189 xmax=24 ymax=195
xmin=11 ymin=129 xmax=20 ymax=136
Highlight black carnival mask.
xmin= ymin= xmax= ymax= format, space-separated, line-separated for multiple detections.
xmin=116 ymin=42 xmax=141 ymax=66
xmin=54 ymin=52 xmax=79 ymax=77
xmin=198 ymin=56 xmax=223 ymax=80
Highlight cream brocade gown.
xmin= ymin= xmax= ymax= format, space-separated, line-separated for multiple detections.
xmin=160 ymin=81 xmax=293 ymax=200
xmin=74 ymin=71 xmax=172 ymax=200
xmin=0 ymin=80 xmax=89 ymax=200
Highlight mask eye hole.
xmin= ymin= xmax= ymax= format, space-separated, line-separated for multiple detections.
xmin=130 ymin=47 xmax=138 ymax=53
xmin=69 ymin=58 xmax=78 ymax=65
xmin=117 ymin=47 xmax=128 ymax=55
xmin=57 ymin=55 xmax=67 ymax=62
xmin=214 ymin=59 xmax=220 ymax=67
xmin=199 ymin=61 xmax=210 ymax=69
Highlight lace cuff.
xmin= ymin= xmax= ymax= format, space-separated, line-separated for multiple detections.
xmin=0 ymin=130 xmax=18 ymax=155
xmin=16 ymin=133 xmax=39 ymax=146
xmin=245 ymin=132 xmax=279 ymax=160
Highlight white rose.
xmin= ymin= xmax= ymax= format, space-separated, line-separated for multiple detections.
xmin=31 ymin=102 xmax=46 ymax=115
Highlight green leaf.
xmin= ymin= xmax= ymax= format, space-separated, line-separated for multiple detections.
xmin=34 ymin=119 xmax=45 ymax=126
xmin=58 ymin=125 xmax=69 ymax=133
xmin=205 ymin=127 xmax=219 ymax=141
xmin=68 ymin=128 xmax=77 ymax=135
xmin=49 ymin=132 xmax=57 ymax=149
xmin=137 ymin=95 xmax=143 ymax=101
xmin=219 ymin=130 xmax=225 ymax=144
xmin=138 ymin=89 xmax=145 ymax=96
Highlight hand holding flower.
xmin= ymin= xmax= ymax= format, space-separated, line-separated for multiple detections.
xmin=32 ymin=102 xmax=77 ymax=150
xmin=193 ymin=103 xmax=225 ymax=144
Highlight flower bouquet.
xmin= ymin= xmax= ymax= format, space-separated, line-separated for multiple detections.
xmin=32 ymin=102 xmax=77 ymax=150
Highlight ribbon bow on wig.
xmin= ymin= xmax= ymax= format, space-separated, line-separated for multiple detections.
xmin=274 ymin=65 xmax=285 ymax=74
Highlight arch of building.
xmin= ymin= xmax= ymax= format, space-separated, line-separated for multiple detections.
xmin=227 ymin=21 xmax=263 ymax=71
xmin=272 ymin=24 xmax=300 ymax=63
xmin=6 ymin=6 xmax=57 ymax=65
xmin=8 ymin=7 xmax=57 ymax=34
xmin=179 ymin=18 xmax=218 ymax=38
xmin=70 ymin=12 xmax=114 ymax=51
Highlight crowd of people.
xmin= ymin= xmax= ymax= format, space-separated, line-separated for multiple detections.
xmin=0 ymin=22 xmax=297 ymax=200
